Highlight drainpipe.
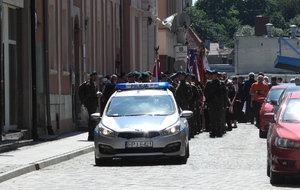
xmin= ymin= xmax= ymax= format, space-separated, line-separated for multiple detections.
xmin=31 ymin=0 xmax=38 ymax=140
xmin=0 ymin=0 xmax=3 ymax=140
xmin=120 ymin=1 xmax=123 ymax=72
xmin=43 ymin=0 xmax=54 ymax=135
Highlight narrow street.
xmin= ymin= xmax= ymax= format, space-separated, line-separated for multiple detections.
xmin=0 ymin=123 xmax=299 ymax=190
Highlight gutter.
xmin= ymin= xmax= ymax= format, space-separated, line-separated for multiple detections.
xmin=43 ymin=0 xmax=54 ymax=135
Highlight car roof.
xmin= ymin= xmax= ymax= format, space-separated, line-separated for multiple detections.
xmin=289 ymin=91 xmax=300 ymax=99
xmin=270 ymin=84 xmax=292 ymax=89
xmin=284 ymin=85 xmax=300 ymax=92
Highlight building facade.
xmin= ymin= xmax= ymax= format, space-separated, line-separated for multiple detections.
xmin=234 ymin=35 xmax=300 ymax=75
xmin=1 ymin=0 xmax=193 ymax=142
xmin=122 ymin=0 xmax=158 ymax=73
xmin=157 ymin=0 xmax=192 ymax=73
xmin=0 ymin=0 xmax=121 ymax=141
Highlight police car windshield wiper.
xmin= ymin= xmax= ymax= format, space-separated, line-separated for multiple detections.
xmin=125 ymin=114 xmax=153 ymax=116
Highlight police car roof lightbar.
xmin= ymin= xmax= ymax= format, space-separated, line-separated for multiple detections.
xmin=116 ymin=82 xmax=169 ymax=90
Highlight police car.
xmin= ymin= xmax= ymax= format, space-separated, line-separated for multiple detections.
xmin=92 ymin=82 xmax=193 ymax=165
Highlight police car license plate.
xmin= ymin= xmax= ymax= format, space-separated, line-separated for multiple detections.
xmin=125 ymin=141 xmax=153 ymax=148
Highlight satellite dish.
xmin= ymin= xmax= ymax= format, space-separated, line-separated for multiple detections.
xmin=173 ymin=60 xmax=187 ymax=71
xmin=179 ymin=13 xmax=191 ymax=29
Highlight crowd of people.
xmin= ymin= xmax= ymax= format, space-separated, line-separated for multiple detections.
xmin=80 ymin=69 xmax=300 ymax=141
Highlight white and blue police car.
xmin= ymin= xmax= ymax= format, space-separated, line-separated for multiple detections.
xmin=92 ymin=82 xmax=193 ymax=165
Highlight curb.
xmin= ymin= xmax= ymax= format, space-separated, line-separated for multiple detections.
xmin=0 ymin=145 xmax=94 ymax=183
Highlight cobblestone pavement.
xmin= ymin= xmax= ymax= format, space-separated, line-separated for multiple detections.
xmin=0 ymin=123 xmax=299 ymax=190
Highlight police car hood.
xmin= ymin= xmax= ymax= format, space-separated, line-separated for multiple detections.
xmin=101 ymin=114 xmax=179 ymax=132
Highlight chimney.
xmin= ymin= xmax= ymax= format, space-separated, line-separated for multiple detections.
xmin=255 ymin=15 xmax=269 ymax=36
xmin=266 ymin=23 xmax=273 ymax=37
xmin=290 ymin=25 xmax=297 ymax=39
xmin=205 ymin=40 xmax=210 ymax=51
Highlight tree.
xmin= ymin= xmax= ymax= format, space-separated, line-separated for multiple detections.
xmin=235 ymin=25 xmax=254 ymax=36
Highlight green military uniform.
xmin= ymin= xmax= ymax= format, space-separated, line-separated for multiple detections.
xmin=189 ymin=74 xmax=202 ymax=134
xmin=175 ymin=72 xmax=193 ymax=110
xmin=175 ymin=71 xmax=193 ymax=138
xmin=204 ymin=71 xmax=228 ymax=137
xmin=80 ymin=71 xmax=99 ymax=141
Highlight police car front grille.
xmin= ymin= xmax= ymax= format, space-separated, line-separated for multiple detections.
xmin=118 ymin=132 xmax=160 ymax=139
xmin=115 ymin=148 xmax=164 ymax=154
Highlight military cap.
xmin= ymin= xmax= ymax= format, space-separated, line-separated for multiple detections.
xmin=190 ymin=74 xmax=196 ymax=79
xmin=210 ymin=70 xmax=218 ymax=75
xmin=134 ymin=71 xmax=141 ymax=77
xmin=89 ymin=71 xmax=98 ymax=76
xmin=186 ymin=73 xmax=194 ymax=77
xmin=127 ymin=72 xmax=135 ymax=77
xmin=139 ymin=72 xmax=150 ymax=79
xmin=177 ymin=71 xmax=186 ymax=76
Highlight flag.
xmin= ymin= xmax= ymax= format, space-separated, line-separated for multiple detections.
xmin=162 ymin=13 xmax=178 ymax=30
xmin=193 ymin=57 xmax=206 ymax=84
xmin=152 ymin=58 xmax=161 ymax=82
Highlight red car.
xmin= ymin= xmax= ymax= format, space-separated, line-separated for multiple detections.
xmin=263 ymin=92 xmax=300 ymax=184
xmin=259 ymin=85 xmax=289 ymax=138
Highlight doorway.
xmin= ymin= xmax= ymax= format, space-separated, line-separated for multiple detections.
xmin=3 ymin=4 xmax=19 ymax=132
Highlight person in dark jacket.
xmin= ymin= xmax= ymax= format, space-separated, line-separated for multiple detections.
xmin=79 ymin=71 xmax=103 ymax=141
xmin=102 ymin=74 xmax=118 ymax=110
xmin=242 ymin=72 xmax=256 ymax=124
xmin=268 ymin=75 xmax=278 ymax=89
xmin=204 ymin=70 xmax=228 ymax=138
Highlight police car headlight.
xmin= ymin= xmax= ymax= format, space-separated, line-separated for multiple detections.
xmin=99 ymin=124 xmax=115 ymax=137
xmin=163 ymin=124 xmax=180 ymax=136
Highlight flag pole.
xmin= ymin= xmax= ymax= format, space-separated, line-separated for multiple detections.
xmin=154 ymin=46 xmax=159 ymax=82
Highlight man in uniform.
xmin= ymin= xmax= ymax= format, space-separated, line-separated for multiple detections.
xmin=175 ymin=71 xmax=193 ymax=138
xmin=161 ymin=73 xmax=176 ymax=96
xmin=139 ymin=72 xmax=151 ymax=83
xmin=204 ymin=70 xmax=228 ymax=138
xmin=186 ymin=73 xmax=202 ymax=135
xmin=79 ymin=71 xmax=102 ymax=141
xmin=127 ymin=72 xmax=136 ymax=83
xmin=203 ymin=69 xmax=212 ymax=132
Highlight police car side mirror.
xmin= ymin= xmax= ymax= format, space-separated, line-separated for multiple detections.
xmin=91 ymin=113 xmax=101 ymax=121
xmin=181 ymin=110 xmax=193 ymax=118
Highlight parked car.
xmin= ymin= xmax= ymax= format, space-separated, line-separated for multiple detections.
xmin=263 ymin=91 xmax=300 ymax=184
xmin=92 ymin=82 xmax=193 ymax=166
xmin=271 ymin=85 xmax=300 ymax=114
xmin=259 ymin=85 xmax=289 ymax=138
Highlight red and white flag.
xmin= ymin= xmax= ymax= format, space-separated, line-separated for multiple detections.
xmin=193 ymin=56 xmax=206 ymax=84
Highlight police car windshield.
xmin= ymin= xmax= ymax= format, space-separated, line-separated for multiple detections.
xmin=106 ymin=95 xmax=175 ymax=117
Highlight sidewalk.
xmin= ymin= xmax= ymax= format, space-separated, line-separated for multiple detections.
xmin=0 ymin=131 xmax=94 ymax=183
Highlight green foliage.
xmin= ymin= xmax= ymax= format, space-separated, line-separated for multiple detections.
xmin=272 ymin=27 xmax=285 ymax=36
xmin=235 ymin=25 xmax=254 ymax=36
xmin=190 ymin=0 xmax=300 ymax=47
